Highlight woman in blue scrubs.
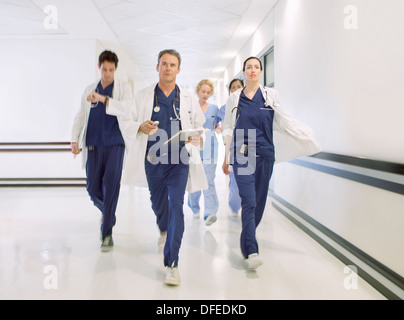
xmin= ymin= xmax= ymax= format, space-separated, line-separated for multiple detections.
xmin=222 ymin=57 xmax=322 ymax=270
xmin=222 ymin=57 xmax=275 ymax=269
xmin=188 ymin=79 xmax=220 ymax=226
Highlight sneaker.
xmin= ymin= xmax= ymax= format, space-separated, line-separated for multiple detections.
xmin=205 ymin=214 xmax=217 ymax=226
xmin=158 ymin=231 xmax=167 ymax=253
xmin=246 ymin=253 xmax=263 ymax=270
xmin=193 ymin=212 xmax=200 ymax=220
xmin=165 ymin=266 xmax=180 ymax=286
xmin=101 ymin=235 xmax=114 ymax=252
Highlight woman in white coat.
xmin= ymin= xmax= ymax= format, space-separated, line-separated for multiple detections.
xmin=106 ymin=49 xmax=206 ymax=286
xmin=222 ymin=57 xmax=322 ymax=270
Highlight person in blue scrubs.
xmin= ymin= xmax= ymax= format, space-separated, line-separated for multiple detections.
xmin=222 ymin=57 xmax=275 ymax=270
xmin=137 ymin=50 xmax=204 ymax=286
xmin=188 ymin=79 xmax=220 ymax=226
xmin=71 ymin=51 xmax=132 ymax=252
xmin=216 ymin=79 xmax=244 ymax=217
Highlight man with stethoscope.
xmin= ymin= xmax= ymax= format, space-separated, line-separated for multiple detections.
xmin=106 ymin=49 xmax=206 ymax=286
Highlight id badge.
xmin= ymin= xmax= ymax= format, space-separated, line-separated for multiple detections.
xmin=240 ymin=144 xmax=248 ymax=155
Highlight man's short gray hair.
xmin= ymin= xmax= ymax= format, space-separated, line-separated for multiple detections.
xmin=157 ymin=49 xmax=182 ymax=68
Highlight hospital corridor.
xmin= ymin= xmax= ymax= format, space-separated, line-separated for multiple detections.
xmin=0 ymin=0 xmax=403 ymax=302
xmin=0 ymin=158 xmax=389 ymax=300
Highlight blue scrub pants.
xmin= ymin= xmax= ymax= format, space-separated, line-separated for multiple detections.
xmin=188 ymin=137 xmax=219 ymax=219
xmin=145 ymin=157 xmax=189 ymax=268
xmin=187 ymin=161 xmax=219 ymax=219
xmin=228 ymin=171 xmax=241 ymax=213
xmin=86 ymin=145 xmax=125 ymax=240
xmin=233 ymin=156 xmax=274 ymax=258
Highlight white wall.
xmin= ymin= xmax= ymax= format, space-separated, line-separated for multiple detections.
xmin=272 ymin=0 xmax=404 ymax=277
xmin=0 ymin=39 xmax=96 ymax=142
xmin=218 ymin=10 xmax=275 ymax=106
xmin=274 ymin=0 xmax=404 ymax=164
xmin=0 ymin=39 xmax=97 ymax=179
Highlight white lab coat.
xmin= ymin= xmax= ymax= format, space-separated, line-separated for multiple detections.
xmin=222 ymin=85 xmax=322 ymax=163
xmin=106 ymin=84 xmax=208 ymax=193
xmin=71 ymin=80 xmax=133 ymax=168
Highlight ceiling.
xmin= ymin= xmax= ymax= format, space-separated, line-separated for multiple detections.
xmin=0 ymin=0 xmax=277 ymax=88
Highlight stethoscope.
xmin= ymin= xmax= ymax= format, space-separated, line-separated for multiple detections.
xmin=231 ymin=87 xmax=271 ymax=123
xmin=154 ymin=84 xmax=181 ymax=121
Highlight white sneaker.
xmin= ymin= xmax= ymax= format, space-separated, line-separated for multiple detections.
xmin=230 ymin=210 xmax=239 ymax=218
xmin=101 ymin=235 xmax=114 ymax=252
xmin=205 ymin=214 xmax=217 ymax=226
xmin=193 ymin=212 xmax=200 ymax=220
xmin=158 ymin=231 xmax=167 ymax=253
xmin=246 ymin=253 xmax=263 ymax=270
xmin=165 ymin=266 xmax=180 ymax=286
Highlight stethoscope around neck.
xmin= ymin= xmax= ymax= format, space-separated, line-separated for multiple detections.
xmin=231 ymin=86 xmax=271 ymax=123
xmin=154 ymin=84 xmax=181 ymax=121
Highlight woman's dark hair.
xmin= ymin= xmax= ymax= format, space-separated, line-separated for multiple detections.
xmin=243 ymin=57 xmax=263 ymax=71
xmin=98 ymin=50 xmax=119 ymax=68
xmin=228 ymin=79 xmax=244 ymax=93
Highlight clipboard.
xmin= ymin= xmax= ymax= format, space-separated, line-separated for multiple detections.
xmin=163 ymin=129 xmax=204 ymax=145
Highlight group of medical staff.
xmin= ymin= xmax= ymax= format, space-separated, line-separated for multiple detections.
xmin=71 ymin=49 xmax=321 ymax=286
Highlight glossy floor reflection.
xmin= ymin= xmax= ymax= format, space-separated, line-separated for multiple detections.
xmin=0 ymin=181 xmax=385 ymax=300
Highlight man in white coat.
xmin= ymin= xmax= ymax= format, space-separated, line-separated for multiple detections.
xmin=106 ymin=49 xmax=206 ymax=286
xmin=71 ymin=50 xmax=133 ymax=252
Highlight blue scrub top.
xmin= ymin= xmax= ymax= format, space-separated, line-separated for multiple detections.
xmin=147 ymin=85 xmax=182 ymax=160
xmin=86 ymin=81 xmax=124 ymax=147
xmin=232 ymin=90 xmax=275 ymax=161
xmin=216 ymin=105 xmax=226 ymax=125
xmin=201 ymin=104 xmax=219 ymax=161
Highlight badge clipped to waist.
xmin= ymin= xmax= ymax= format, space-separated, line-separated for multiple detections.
xmin=240 ymin=144 xmax=248 ymax=155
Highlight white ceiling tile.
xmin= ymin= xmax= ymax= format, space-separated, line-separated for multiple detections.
xmin=100 ymin=10 xmax=131 ymax=23
xmin=222 ymin=1 xmax=251 ymax=16
xmin=0 ymin=2 xmax=41 ymax=19
xmin=0 ymin=0 xmax=276 ymax=86
xmin=126 ymin=0 xmax=185 ymax=8
xmin=137 ymin=22 xmax=184 ymax=36
xmin=92 ymin=0 xmax=125 ymax=9
xmin=186 ymin=0 xmax=251 ymax=10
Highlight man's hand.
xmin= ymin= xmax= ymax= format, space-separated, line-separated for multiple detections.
xmin=222 ymin=158 xmax=230 ymax=175
xmin=138 ymin=120 xmax=158 ymax=135
xmin=87 ymin=92 xmax=106 ymax=105
xmin=71 ymin=142 xmax=81 ymax=155
xmin=187 ymin=135 xmax=202 ymax=146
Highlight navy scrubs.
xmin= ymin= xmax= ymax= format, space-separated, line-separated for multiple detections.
xmin=86 ymin=81 xmax=125 ymax=240
xmin=231 ymin=90 xmax=275 ymax=259
xmin=145 ymin=85 xmax=189 ymax=268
